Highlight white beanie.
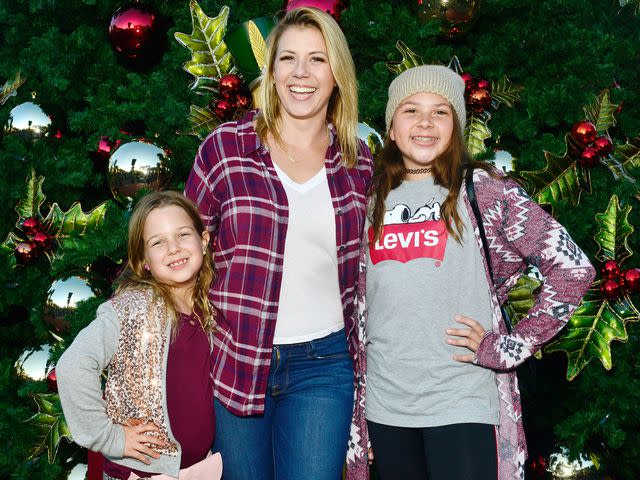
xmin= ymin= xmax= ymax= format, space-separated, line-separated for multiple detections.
xmin=385 ymin=65 xmax=466 ymax=132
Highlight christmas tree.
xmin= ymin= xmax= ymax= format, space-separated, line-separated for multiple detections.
xmin=1 ymin=0 xmax=639 ymax=478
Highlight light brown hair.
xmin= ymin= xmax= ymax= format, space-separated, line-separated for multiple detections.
xmin=115 ymin=191 xmax=215 ymax=333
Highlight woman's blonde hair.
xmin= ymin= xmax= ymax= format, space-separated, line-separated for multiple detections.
xmin=115 ymin=191 xmax=215 ymax=334
xmin=255 ymin=6 xmax=360 ymax=167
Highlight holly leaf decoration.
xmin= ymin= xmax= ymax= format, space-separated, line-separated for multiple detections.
xmin=504 ymin=274 xmax=542 ymax=328
xmin=466 ymin=112 xmax=492 ymax=157
xmin=593 ymin=195 xmax=634 ymax=265
xmin=490 ymin=75 xmax=524 ymax=108
xmin=180 ymin=104 xmax=220 ymax=140
xmin=615 ymin=136 xmax=640 ymax=174
xmin=583 ymin=89 xmax=618 ymax=135
xmin=44 ymin=201 xmax=108 ymax=248
xmin=16 ymin=169 xmax=46 ymax=220
xmin=174 ymin=2 xmax=236 ymax=95
xmin=27 ymin=393 xmax=72 ymax=463
xmin=247 ymin=20 xmax=267 ymax=71
xmin=545 ymin=282 xmax=640 ymax=380
xmin=386 ymin=41 xmax=424 ymax=75
xmin=1 ymin=71 xmax=25 ymax=106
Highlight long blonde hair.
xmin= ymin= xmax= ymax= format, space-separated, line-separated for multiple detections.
xmin=255 ymin=7 xmax=360 ymax=167
xmin=115 ymin=191 xmax=215 ymax=333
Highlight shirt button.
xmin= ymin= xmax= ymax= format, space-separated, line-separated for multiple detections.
xmin=337 ymin=209 xmax=343 ymax=215
xmin=339 ymin=245 xmax=345 ymax=251
xmin=189 ymin=320 xmax=195 ymax=326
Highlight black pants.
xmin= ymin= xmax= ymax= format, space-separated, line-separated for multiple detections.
xmin=367 ymin=421 xmax=498 ymax=480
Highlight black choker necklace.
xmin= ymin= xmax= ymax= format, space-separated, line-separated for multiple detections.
xmin=403 ymin=166 xmax=432 ymax=175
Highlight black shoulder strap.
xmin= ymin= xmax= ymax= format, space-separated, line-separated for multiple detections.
xmin=465 ymin=169 xmax=513 ymax=333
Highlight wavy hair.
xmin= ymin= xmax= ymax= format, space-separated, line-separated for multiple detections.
xmin=114 ymin=191 xmax=215 ymax=334
xmin=255 ymin=6 xmax=359 ymax=167
xmin=370 ymin=113 xmax=496 ymax=244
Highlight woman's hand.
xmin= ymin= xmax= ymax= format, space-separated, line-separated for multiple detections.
xmin=122 ymin=419 xmax=165 ymax=464
xmin=446 ymin=314 xmax=486 ymax=363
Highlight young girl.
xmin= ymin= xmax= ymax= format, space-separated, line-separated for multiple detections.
xmin=362 ymin=65 xmax=595 ymax=479
xmin=57 ymin=191 xmax=222 ymax=480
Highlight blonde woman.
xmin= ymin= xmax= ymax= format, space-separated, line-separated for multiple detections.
xmin=185 ymin=7 xmax=373 ymax=480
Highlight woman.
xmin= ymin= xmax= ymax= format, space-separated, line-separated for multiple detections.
xmin=362 ymin=65 xmax=595 ymax=479
xmin=185 ymin=7 xmax=372 ymax=480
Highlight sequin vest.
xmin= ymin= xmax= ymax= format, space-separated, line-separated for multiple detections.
xmin=104 ymin=287 xmax=179 ymax=456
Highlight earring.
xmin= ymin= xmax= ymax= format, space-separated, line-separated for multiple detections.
xmin=144 ymin=264 xmax=150 ymax=271
xmin=202 ymin=248 xmax=207 ymax=255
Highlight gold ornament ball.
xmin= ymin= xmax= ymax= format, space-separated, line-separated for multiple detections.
xmin=107 ymin=139 xmax=172 ymax=204
xmin=43 ymin=276 xmax=97 ymax=333
xmin=4 ymin=101 xmax=52 ymax=138
xmin=15 ymin=344 xmax=53 ymax=382
xmin=417 ymin=0 xmax=481 ymax=38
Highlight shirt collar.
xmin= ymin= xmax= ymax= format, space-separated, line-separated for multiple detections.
xmin=237 ymin=109 xmax=338 ymax=157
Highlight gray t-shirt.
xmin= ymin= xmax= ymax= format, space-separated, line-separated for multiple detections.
xmin=365 ymin=176 xmax=499 ymax=427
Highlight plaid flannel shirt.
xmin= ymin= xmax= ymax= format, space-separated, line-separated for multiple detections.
xmin=185 ymin=110 xmax=373 ymax=415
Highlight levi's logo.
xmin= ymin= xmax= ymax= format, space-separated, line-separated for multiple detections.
xmin=369 ymin=201 xmax=448 ymax=265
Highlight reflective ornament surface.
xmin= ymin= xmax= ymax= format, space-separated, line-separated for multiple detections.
xmin=107 ymin=139 xmax=172 ymax=203
xmin=357 ymin=122 xmax=384 ymax=157
xmin=4 ymin=102 xmax=51 ymax=138
xmin=43 ymin=276 xmax=97 ymax=333
xmin=15 ymin=344 xmax=52 ymax=381
xmin=416 ymin=0 xmax=481 ymax=38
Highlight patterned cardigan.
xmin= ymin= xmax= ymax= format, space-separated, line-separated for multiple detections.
xmin=344 ymin=169 xmax=595 ymax=480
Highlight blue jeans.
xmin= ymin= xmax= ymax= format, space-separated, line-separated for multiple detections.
xmin=213 ymin=329 xmax=354 ymax=480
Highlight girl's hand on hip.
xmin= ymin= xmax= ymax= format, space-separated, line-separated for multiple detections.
xmin=123 ymin=419 xmax=165 ymax=464
xmin=446 ymin=314 xmax=486 ymax=363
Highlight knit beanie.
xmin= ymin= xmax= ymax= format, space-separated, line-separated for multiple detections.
xmin=385 ymin=65 xmax=466 ymax=132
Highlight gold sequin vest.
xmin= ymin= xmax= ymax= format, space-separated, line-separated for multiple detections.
xmin=104 ymin=287 xmax=178 ymax=456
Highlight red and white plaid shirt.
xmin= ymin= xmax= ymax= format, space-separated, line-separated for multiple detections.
xmin=185 ymin=110 xmax=373 ymax=415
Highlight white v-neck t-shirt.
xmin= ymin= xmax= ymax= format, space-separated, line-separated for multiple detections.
xmin=272 ymin=163 xmax=344 ymax=344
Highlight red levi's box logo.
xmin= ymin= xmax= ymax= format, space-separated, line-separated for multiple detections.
xmin=368 ymin=220 xmax=448 ymax=265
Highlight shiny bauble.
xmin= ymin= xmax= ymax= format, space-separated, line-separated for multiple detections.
xmin=491 ymin=149 xmax=515 ymax=173
xmin=15 ymin=241 xmax=38 ymax=264
xmin=284 ymin=0 xmax=348 ymax=21
xmin=33 ymin=231 xmax=54 ymax=251
xmin=46 ymin=368 xmax=58 ymax=392
xmin=621 ymin=268 xmax=640 ymax=293
xmin=570 ymin=120 xmax=597 ymax=145
xmin=460 ymin=72 xmax=474 ymax=90
xmin=476 ymin=78 xmax=491 ymax=92
xmin=235 ymin=92 xmax=252 ymax=110
xmin=357 ymin=122 xmax=384 ymax=157
xmin=15 ymin=344 xmax=52 ymax=382
xmin=107 ymin=139 xmax=172 ymax=204
xmin=212 ymin=99 xmax=235 ymax=121
xmin=593 ymin=136 xmax=613 ymax=156
xmin=600 ymin=279 xmax=621 ymax=300
xmin=218 ymin=74 xmax=243 ymax=100
xmin=21 ymin=217 xmax=43 ymax=236
xmin=578 ymin=146 xmax=599 ymax=167
xmin=108 ymin=3 xmax=165 ymax=67
xmin=467 ymin=87 xmax=492 ymax=112
xmin=4 ymin=102 xmax=52 ymax=138
xmin=602 ymin=260 xmax=620 ymax=279
xmin=43 ymin=276 xmax=97 ymax=334
xmin=416 ymin=0 xmax=481 ymax=38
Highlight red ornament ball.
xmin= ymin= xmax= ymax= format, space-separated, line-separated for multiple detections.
xmin=476 ymin=78 xmax=491 ymax=92
xmin=15 ymin=241 xmax=38 ymax=264
xmin=46 ymin=368 xmax=58 ymax=392
xmin=218 ymin=74 xmax=243 ymax=100
xmin=33 ymin=231 xmax=53 ymax=251
xmin=284 ymin=0 xmax=347 ymax=21
xmin=570 ymin=120 xmax=597 ymax=145
xmin=235 ymin=93 xmax=252 ymax=110
xmin=467 ymin=88 xmax=492 ymax=112
xmin=602 ymin=260 xmax=620 ymax=279
xmin=621 ymin=268 xmax=640 ymax=293
xmin=460 ymin=72 xmax=474 ymax=90
xmin=593 ymin=136 xmax=613 ymax=157
xmin=579 ymin=146 xmax=599 ymax=167
xmin=600 ymin=279 xmax=621 ymax=300
xmin=109 ymin=4 xmax=161 ymax=60
xmin=21 ymin=217 xmax=42 ymax=236
xmin=212 ymin=99 xmax=235 ymax=120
